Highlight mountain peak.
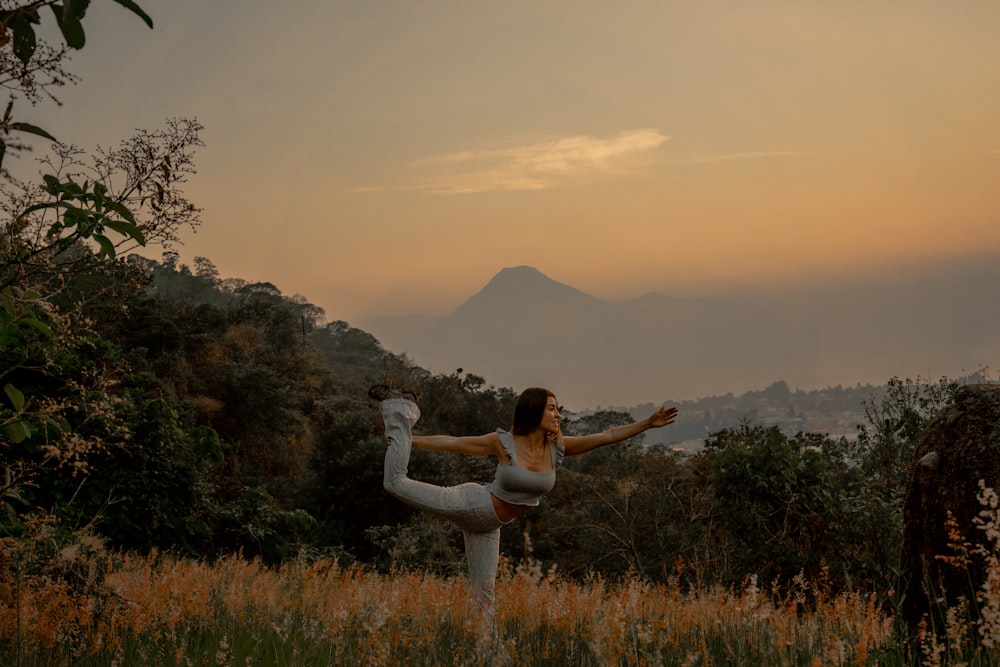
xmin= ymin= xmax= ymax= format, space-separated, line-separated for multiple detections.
xmin=486 ymin=265 xmax=553 ymax=287
xmin=452 ymin=265 xmax=603 ymax=317
xmin=498 ymin=265 xmax=541 ymax=275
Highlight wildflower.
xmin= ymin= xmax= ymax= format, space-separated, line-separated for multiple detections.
xmin=936 ymin=511 xmax=975 ymax=568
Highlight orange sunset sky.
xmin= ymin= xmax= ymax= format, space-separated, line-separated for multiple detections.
xmin=14 ymin=0 xmax=1000 ymax=326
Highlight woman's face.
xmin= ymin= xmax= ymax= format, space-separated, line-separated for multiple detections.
xmin=539 ymin=395 xmax=561 ymax=434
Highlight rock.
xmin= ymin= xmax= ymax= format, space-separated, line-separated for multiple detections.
xmin=901 ymin=384 xmax=1000 ymax=635
xmin=916 ymin=450 xmax=940 ymax=470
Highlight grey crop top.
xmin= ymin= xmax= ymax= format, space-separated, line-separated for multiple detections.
xmin=487 ymin=429 xmax=564 ymax=507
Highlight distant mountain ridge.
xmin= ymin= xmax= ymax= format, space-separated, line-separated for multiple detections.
xmin=364 ymin=262 xmax=1000 ymax=410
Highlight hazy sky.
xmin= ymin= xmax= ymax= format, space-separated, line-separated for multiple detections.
xmin=16 ymin=0 xmax=1000 ymax=326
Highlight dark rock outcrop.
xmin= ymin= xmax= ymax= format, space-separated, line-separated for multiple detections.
xmin=901 ymin=384 xmax=1000 ymax=634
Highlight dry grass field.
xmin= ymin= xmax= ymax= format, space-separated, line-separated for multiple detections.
xmin=0 ymin=549 xmax=898 ymax=666
xmin=7 ymin=481 xmax=1000 ymax=665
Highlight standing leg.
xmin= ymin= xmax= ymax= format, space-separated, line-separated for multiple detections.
xmin=464 ymin=528 xmax=501 ymax=637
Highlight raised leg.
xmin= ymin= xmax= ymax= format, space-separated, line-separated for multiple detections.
xmin=381 ymin=397 xmax=422 ymax=495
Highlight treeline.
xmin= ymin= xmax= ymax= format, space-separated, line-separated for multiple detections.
xmin=515 ymin=375 xmax=958 ymax=593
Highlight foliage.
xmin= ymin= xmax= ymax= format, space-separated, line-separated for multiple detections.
xmin=530 ymin=410 xmax=678 ymax=581
xmin=0 ymin=118 xmax=204 ymax=536
xmin=854 ymin=375 xmax=960 ymax=494
xmin=849 ymin=375 xmax=964 ymax=592
xmin=0 ymin=0 xmax=153 ymax=170
xmin=0 ymin=0 xmax=221 ymax=569
xmin=705 ymin=424 xmax=859 ymax=589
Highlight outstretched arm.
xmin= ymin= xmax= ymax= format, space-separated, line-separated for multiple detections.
xmin=562 ymin=406 xmax=678 ymax=457
xmin=412 ymin=431 xmax=502 ymax=457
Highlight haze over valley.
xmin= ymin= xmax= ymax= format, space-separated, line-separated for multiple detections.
xmin=364 ymin=262 xmax=999 ymax=411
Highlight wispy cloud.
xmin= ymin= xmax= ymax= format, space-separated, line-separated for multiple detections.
xmin=684 ymin=151 xmax=813 ymax=164
xmin=412 ymin=129 xmax=669 ymax=195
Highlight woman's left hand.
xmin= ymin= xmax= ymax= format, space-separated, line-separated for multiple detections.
xmin=648 ymin=406 xmax=679 ymax=428
xmin=546 ymin=420 xmax=563 ymax=443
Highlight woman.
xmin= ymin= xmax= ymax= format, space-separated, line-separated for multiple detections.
xmin=372 ymin=384 xmax=678 ymax=630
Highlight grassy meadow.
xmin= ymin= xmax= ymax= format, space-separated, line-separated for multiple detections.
xmin=0 ymin=547 xmax=906 ymax=666
xmin=8 ymin=479 xmax=1000 ymax=666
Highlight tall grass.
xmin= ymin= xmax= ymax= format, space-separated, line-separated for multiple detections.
xmin=0 ymin=548 xmax=899 ymax=666
xmin=12 ymin=479 xmax=1000 ymax=666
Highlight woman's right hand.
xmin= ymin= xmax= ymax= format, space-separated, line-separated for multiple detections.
xmin=647 ymin=406 xmax=678 ymax=428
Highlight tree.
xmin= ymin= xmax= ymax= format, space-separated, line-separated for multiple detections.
xmin=0 ymin=120 xmax=203 ymax=529
xmin=853 ymin=375 xmax=959 ymax=496
xmin=1 ymin=0 xmax=153 ymax=171
xmin=706 ymin=423 xmax=859 ymax=590
xmin=849 ymin=375 xmax=963 ymax=593
xmin=0 ymin=1 xmax=208 ymax=540
xmin=527 ymin=410 xmax=644 ymax=578
xmin=193 ymin=256 xmax=219 ymax=283
xmin=527 ymin=410 xmax=719 ymax=587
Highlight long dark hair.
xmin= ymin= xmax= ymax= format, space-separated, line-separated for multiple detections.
xmin=511 ymin=387 xmax=555 ymax=435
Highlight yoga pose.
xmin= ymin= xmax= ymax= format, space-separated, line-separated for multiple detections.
xmin=372 ymin=384 xmax=678 ymax=630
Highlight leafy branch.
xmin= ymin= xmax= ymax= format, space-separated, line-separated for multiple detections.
xmin=0 ymin=0 xmax=154 ymax=170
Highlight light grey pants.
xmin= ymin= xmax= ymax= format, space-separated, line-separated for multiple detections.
xmin=380 ymin=398 xmax=507 ymax=629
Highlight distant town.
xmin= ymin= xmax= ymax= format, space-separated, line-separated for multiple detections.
xmin=587 ymin=376 xmax=984 ymax=451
